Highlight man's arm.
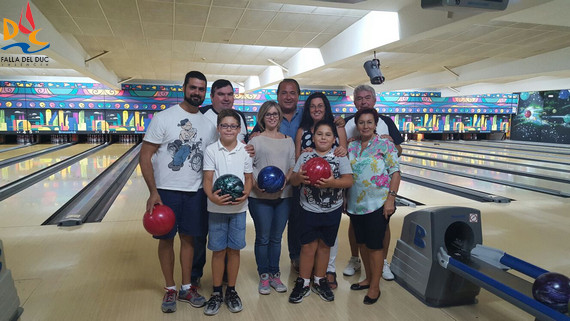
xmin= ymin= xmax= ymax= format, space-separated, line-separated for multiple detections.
xmin=140 ymin=141 xmax=161 ymax=213
xmin=381 ymin=115 xmax=404 ymax=156
xmin=236 ymin=110 xmax=249 ymax=143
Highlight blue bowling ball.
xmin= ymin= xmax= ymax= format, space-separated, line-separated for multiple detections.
xmin=532 ymin=272 xmax=570 ymax=313
xmin=257 ymin=166 xmax=286 ymax=193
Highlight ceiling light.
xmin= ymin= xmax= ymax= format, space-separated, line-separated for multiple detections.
xmin=118 ymin=77 xmax=133 ymax=84
xmin=85 ymin=50 xmax=110 ymax=63
xmin=447 ymin=86 xmax=460 ymax=93
xmin=442 ymin=66 xmax=459 ymax=77
xmin=267 ymin=58 xmax=288 ymax=72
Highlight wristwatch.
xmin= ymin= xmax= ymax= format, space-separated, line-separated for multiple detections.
xmin=388 ymin=190 xmax=397 ymax=197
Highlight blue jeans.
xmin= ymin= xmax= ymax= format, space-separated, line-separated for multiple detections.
xmin=248 ymin=197 xmax=291 ymax=275
xmin=191 ymin=235 xmax=207 ymax=283
xmin=287 ymin=187 xmax=302 ymax=261
xmin=172 ymin=144 xmax=191 ymax=167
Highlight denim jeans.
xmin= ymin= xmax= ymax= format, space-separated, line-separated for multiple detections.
xmin=248 ymin=197 xmax=291 ymax=275
xmin=191 ymin=235 xmax=207 ymax=283
xmin=287 ymin=187 xmax=302 ymax=261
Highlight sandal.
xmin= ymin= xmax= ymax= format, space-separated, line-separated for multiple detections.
xmin=326 ymin=271 xmax=338 ymax=290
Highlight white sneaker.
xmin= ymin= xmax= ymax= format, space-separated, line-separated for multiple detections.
xmin=382 ymin=260 xmax=395 ymax=281
xmin=342 ymin=256 xmax=361 ymax=276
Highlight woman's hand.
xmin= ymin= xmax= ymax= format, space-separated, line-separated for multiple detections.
xmin=383 ymin=198 xmax=396 ymax=219
xmin=333 ymin=146 xmax=347 ymax=157
xmin=301 ymin=147 xmax=313 ymax=154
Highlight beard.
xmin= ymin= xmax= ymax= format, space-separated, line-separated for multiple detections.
xmin=184 ymin=94 xmax=204 ymax=107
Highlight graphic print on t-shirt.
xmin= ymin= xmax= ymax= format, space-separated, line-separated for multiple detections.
xmin=303 ymin=154 xmax=342 ymax=209
xmin=167 ymin=118 xmax=204 ymax=172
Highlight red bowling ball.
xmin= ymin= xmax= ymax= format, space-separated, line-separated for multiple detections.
xmin=143 ymin=204 xmax=176 ymax=236
xmin=302 ymin=157 xmax=331 ymax=185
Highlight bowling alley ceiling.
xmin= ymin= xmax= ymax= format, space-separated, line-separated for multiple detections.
xmin=1 ymin=0 xmax=570 ymax=96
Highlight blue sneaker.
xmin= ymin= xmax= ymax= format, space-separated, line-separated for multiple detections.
xmin=161 ymin=288 xmax=177 ymax=313
xmin=179 ymin=285 xmax=206 ymax=307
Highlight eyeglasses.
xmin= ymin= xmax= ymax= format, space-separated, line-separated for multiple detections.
xmin=219 ymin=124 xmax=240 ymax=130
xmin=309 ymin=104 xmax=325 ymax=110
xmin=264 ymin=112 xmax=279 ymax=118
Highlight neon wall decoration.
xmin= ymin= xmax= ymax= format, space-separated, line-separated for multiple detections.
xmin=1 ymin=81 xmax=518 ymax=134
xmin=511 ymin=90 xmax=570 ymax=143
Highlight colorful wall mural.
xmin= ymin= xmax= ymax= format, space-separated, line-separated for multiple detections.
xmin=0 ymin=81 xmax=518 ymax=134
xmin=511 ymin=90 xmax=570 ymax=143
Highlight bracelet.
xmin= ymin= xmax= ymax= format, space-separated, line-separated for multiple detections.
xmin=388 ymin=190 xmax=397 ymax=197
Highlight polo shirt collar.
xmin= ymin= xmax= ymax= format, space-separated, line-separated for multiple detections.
xmin=216 ymin=139 xmax=243 ymax=152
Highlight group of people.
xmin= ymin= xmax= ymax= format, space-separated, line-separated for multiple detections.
xmin=140 ymin=71 xmax=403 ymax=316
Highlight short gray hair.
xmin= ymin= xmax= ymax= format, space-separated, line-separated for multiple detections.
xmin=354 ymin=84 xmax=376 ymax=97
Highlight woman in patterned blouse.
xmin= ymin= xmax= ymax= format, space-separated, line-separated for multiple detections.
xmin=345 ymin=108 xmax=401 ymax=305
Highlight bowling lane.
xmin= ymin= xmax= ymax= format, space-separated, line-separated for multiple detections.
xmin=447 ymin=140 xmax=570 ymax=155
xmin=0 ymin=144 xmax=98 ymax=186
xmin=401 ymin=156 xmax=570 ymax=192
xmin=0 ymin=144 xmax=59 ymax=161
xmin=402 ymin=148 xmax=570 ymax=179
xmin=0 ymin=144 xmax=20 ymax=152
xmin=0 ymin=144 xmax=134 ymax=227
xmin=406 ymin=141 xmax=570 ymax=164
xmin=101 ymin=164 xmax=482 ymax=223
xmin=402 ymin=144 xmax=570 ymax=172
xmin=399 ymin=164 xmax=550 ymax=201
xmin=432 ymin=141 xmax=570 ymax=162
xmin=470 ymin=139 xmax=570 ymax=148
xmin=102 ymin=165 xmax=148 ymax=222
xmin=398 ymin=179 xmax=482 ymax=206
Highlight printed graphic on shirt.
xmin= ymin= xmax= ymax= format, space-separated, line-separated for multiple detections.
xmin=167 ymin=118 xmax=204 ymax=172
xmin=302 ymin=154 xmax=342 ymax=209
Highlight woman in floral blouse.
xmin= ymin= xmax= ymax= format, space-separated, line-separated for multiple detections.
xmin=346 ymin=108 xmax=401 ymax=305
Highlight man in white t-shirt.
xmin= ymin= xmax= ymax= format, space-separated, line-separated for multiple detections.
xmin=140 ymin=71 xmax=218 ymax=313
xmin=200 ymin=79 xmax=248 ymax=143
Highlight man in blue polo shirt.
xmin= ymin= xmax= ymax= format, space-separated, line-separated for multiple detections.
xmin=251 ymin=78 xmax=302 ymax=140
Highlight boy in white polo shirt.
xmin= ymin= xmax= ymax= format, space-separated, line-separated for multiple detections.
xmin=202 ymin=109 xmax=253 ymax=316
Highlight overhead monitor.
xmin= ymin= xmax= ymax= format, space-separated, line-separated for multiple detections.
xmin=421 ymin=0 xmax=509 ymax=11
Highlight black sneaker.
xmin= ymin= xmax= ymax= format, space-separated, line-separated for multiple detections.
xmin=288 ymin=277 xmax=310 ymax=303
xmin=312 ymin=278 xmax=334 ymax=302
xmin=225 ymin=289 xmax=243 ymax=313
xmin=204 ymin=292 xmax=223 ymax=316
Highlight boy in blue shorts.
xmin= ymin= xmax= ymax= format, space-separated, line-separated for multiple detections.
xmin=288 ymin=120 xmax=353 ymax=303
xmin=202 ymin=109 xmax=253 ymax=315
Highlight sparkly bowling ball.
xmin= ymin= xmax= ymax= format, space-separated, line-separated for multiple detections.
xmin=532 ymin=272 xmax=570 ymax=313
xmin=143 ymin=204 xmax=176 ymax=236
xmin=524 ymin=110 xmax=532 ymax=118
xmin=257 ymin=166 xmax=286 ymax=193
xmin=213 ymin=174 xmax=244 ymax=201
xmin=302 ymin=157 xmax=331 ymax=185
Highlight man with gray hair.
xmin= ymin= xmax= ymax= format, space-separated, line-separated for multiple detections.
xmin=343 ymin=84 xmax=403 ymax=155
xmin=339 ymin=84 xmax=403 ymax=283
